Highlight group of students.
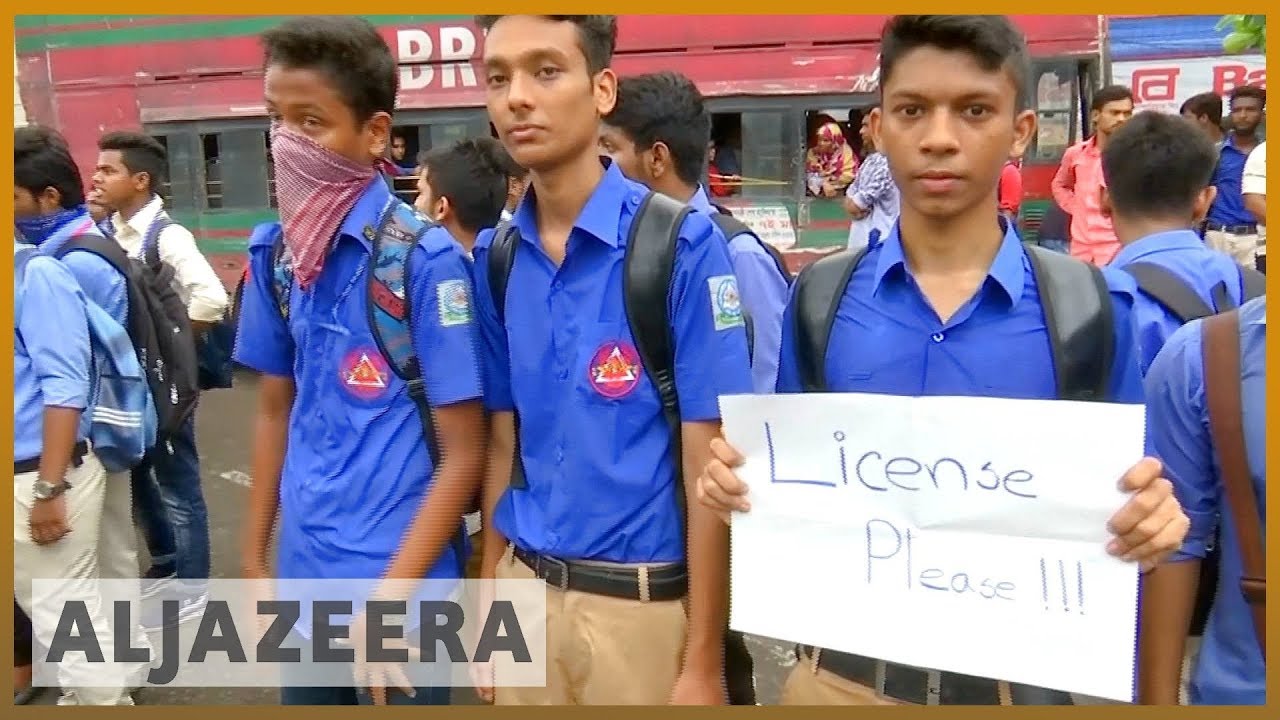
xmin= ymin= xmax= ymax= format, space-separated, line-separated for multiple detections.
xmin=14 ymin=128 xmax=229 ymax=704
xmin=13 ymin=12 xmax=1264 ymax=708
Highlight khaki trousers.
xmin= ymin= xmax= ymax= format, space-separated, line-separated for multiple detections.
xmin=492 ymin=544 xmax=687 ymax=705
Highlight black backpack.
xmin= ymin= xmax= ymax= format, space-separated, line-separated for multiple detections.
xmin=487 ymin=191 xmax=758 ymax=704
xmin=55 ymin=225 xmax=200 ymax=440
xmin=1122 ymin=262 xmax=1266 ymax=324
xmin=792 ymin=242 xmax=1115 ymax=398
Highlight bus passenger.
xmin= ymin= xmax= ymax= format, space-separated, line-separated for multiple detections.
xmin=234 ymin=16 xmax=485 ymax=706
xmin=471 ymin=13 xmax=752 ymax=706
xmin=696 ymin=15 xmax=1190 ymax=706
xmin=805 ymin=121 xmax=857 ymax=198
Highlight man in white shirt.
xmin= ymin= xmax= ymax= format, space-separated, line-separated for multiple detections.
xmin=1241 ymin=141 xmax=1265 ymax=271
xmin=93 ymin=131 xmax=229 ymax=626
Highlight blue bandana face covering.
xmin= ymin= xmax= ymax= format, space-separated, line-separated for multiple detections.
xmin=15 ymin=205 xmax=85 ymax=246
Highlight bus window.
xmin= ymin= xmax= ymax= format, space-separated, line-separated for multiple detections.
xmin=201 ymin=129 xmax=270 ymax=211
xmin=1029 ymin=61 xmax=1079 ymax=163
xmin=709 ymin=113 xmax=742 ymax=198
xmin=804 ymin=107 xmax=859 ymax=198
xmin=150 ymin=130 xmax=202 ymax=212
xmin=736 ymin=110 xmax=796 ymax=200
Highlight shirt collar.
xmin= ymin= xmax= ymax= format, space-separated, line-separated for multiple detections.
xmin=1111 ymin=229 xmax=1206 ymax=267
xmin=689 ymin=186 xmax=715 ymax=214
xmin=113 ymin=195 xmax=164 ymax=237
xmin=512 ymin=157 xmax=634 ymax=249
xmin=337 ymin=176 xmax=394 ymax=251
xmin=872 ymin=216 xmax=1026 ymax=306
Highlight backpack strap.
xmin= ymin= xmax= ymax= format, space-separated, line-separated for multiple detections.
xmin=1201 ymin=309 xmax=1266 ymax=659
xmin=709 ymin=212 xmax=792 ymax=285
xmin=486 ymin=221 xmax=528 ymax=490
xmin=792 ymin=247 xmax=867 ymax=392
xmin=1122 ymin=262 xmax=1215 ymax=323
xmin=142 ymin=213 xmax=173 ymax=267
xmin=366 ymin=200 xmax=469 ymax=563
xmin=1024 ymin=245 xmax=1113 ymax=401
xmin=267 ymin=228 xmax=293 ymax=323
xmin=623 ymin=191 xmax=692 ymax=519
xmin=54 ymin=232 xmax=134 ymax=280
xmin=1239 ymin=266 xmax=1267 ymax=302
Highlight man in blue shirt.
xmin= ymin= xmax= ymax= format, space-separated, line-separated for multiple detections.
xmin=471 ymin=14 xmax=753 ymax=705
xmin=1137 ymin=296 xmax=1265 ymax=706
xmin=1102 ymin=111 xmax=1256 ymax=375
xmin=14 ymin=126 xmax=127 ymax=320
xmin=696 ymin=15 xmax=1191 ymax=706
xmin=233 ymin=17 xmax=485 ymax=706
xmin=13 ymin=248 xmax=145 ymax=705
xmin=1205 ymin=85 xmax=1265 ymax=267
xmin=600 ymin=70 xmax=790 ymax=394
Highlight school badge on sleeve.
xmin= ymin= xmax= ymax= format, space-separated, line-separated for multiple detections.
xmin=587 ymin=341 xmax=642 ymax=399
xmin=437 ymin=279 xmax=473 ymax=327
xmin=339 ymin=347 xmax=391 ymax=400
xmin=708 ymin=275 xmax=744 ymax=330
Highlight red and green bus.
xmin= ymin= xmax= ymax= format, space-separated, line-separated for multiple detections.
xmin=16 ymin=14 xmax=1106 ymax=288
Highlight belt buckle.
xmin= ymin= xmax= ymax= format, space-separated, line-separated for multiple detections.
xmin=538 ymin=555 xmax=570 ymax=591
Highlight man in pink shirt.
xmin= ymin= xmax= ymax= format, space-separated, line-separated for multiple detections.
xmin=1051 ymin=85 xmax=1134 ymax=265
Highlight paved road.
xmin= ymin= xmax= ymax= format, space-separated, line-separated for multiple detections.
xmin=26 ymin=370 xmax=1145 ymax=706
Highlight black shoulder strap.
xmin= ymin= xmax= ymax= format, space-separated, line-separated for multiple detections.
xmin=55 ymin=233 xmax=133 ymax=279
xmin=486 ymin=220 xmax=528 ymax=491
xmin=623 ymin=191 xmax=692 ymax=513
xmin=792 ymin=248 xmax=866 ymax=392
xmin=709 ymin=212 xmax=792 ymax=285
xmin=1122 ymin=262 xmax=1214 ymax=323
xmin=1239 ymin=266 xmax=1267 ymax=301
xmin=488 ymin=221 xmax=521 ymax=327
xmin=143 ymin=214 xmax=174 ymax=267
xmin=1025 ymin=245 xmax=1113 ymax=401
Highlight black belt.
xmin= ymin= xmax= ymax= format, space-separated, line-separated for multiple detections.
xmin=1206 ymin=222 xmax=1259 ymax=235
xmin=797 ymin=645 xmax=1074 ymax=705
xmin=14 ymin=441 xmax=88 ymax=475
xmin=512 ymin=546 xmax=687 ymax=602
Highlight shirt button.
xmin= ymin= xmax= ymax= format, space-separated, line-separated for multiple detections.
xmin=552 ymin=280 xmax=564 ymax=291
xmin=931 ymin=332 xmax=945 ymax=343
xmin=630 ymin=195 xmax=642 ymax=206
xmin=558 ymin=369 xmax=568 ymax=381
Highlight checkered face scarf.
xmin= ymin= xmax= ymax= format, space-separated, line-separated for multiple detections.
xmin=270 ymin=123 xmax=376 ymax=289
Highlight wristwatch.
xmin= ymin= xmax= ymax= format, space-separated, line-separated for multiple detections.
xmin=32 ymin=478 xmax=70 ymax=501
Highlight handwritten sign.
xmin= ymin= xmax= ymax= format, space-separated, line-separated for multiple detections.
xmin=719 ymin=393 xmax=1144 ymax=703
xmin=720 ymin=202 xmax=797 ymax=251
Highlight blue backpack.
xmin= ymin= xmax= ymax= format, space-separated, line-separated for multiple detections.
xmin=15 ymin=244 xmax=158 ymax=472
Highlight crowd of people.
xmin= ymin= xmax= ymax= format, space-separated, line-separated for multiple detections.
xmin=12 ymin=13 xmax=1265 ymax=708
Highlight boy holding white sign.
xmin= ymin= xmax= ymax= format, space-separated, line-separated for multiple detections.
xmin=697 ymin=14 xmax=1190 ymax=706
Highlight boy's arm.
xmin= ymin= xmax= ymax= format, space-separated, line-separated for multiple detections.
xmin=1136 ymin=322 xmax=1218 ymax=704
xmin=669 ymin=214 xmax=755 ymax=698
xmin=159 ymin=223 xmax=231 ymax=326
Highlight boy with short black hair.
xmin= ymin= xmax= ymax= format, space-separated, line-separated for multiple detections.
xmin=471 ymin=13 xmax=752 ymax=706
xmin=234 ymin=15 xmax=486 ymax=706
xmin=94 ymin=129 xmax=228 ymax=624
xmin=1101 ymin=110 xmax=1261 ymax=375
xmin=697 ymin=15 xmax=1189 ymax=706
xmin=415 ymin=137 xmax=510 ymax=254
xmin=600 ymin=70 xmax=789 ymax=394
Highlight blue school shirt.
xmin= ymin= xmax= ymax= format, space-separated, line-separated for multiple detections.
xmin=37 ymin=212 xmax=129 ymax=320
xmin=14 ymin=253 xmax=93 ymax=462
xmin=1143 ymin=296 xmax=1265 ymax=705
xmin=471 ymin=160 xmax=754 ymax=564
xmin=688 ymin=186 xmax=789 ymax=395
xmin=776 ymin=221 xmax=1144 ymax=404
xmin=233 ymin=178 xmax=484 ymax=632
xmin=1111 ymin=229 xmax=1248 ymax=376
xmin=1207 ymin=137 xmax=1258 ymax=227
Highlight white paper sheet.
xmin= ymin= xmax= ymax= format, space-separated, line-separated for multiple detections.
xmin=720 ymin=392 xmax=1145 ymax=703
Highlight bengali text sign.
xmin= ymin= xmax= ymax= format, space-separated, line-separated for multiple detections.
xmin=720 ymin=392 xmax=1145 ymax=703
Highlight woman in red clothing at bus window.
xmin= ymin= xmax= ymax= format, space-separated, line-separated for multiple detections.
xmin=707 ymin=140 xmax=737 ymax=197
xmin=999 ymin=154 xmax=1023 ymax=229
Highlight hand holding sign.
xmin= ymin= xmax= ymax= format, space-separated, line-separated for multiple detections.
xmin=710 ymin=392 xmax=1191 ymax=701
